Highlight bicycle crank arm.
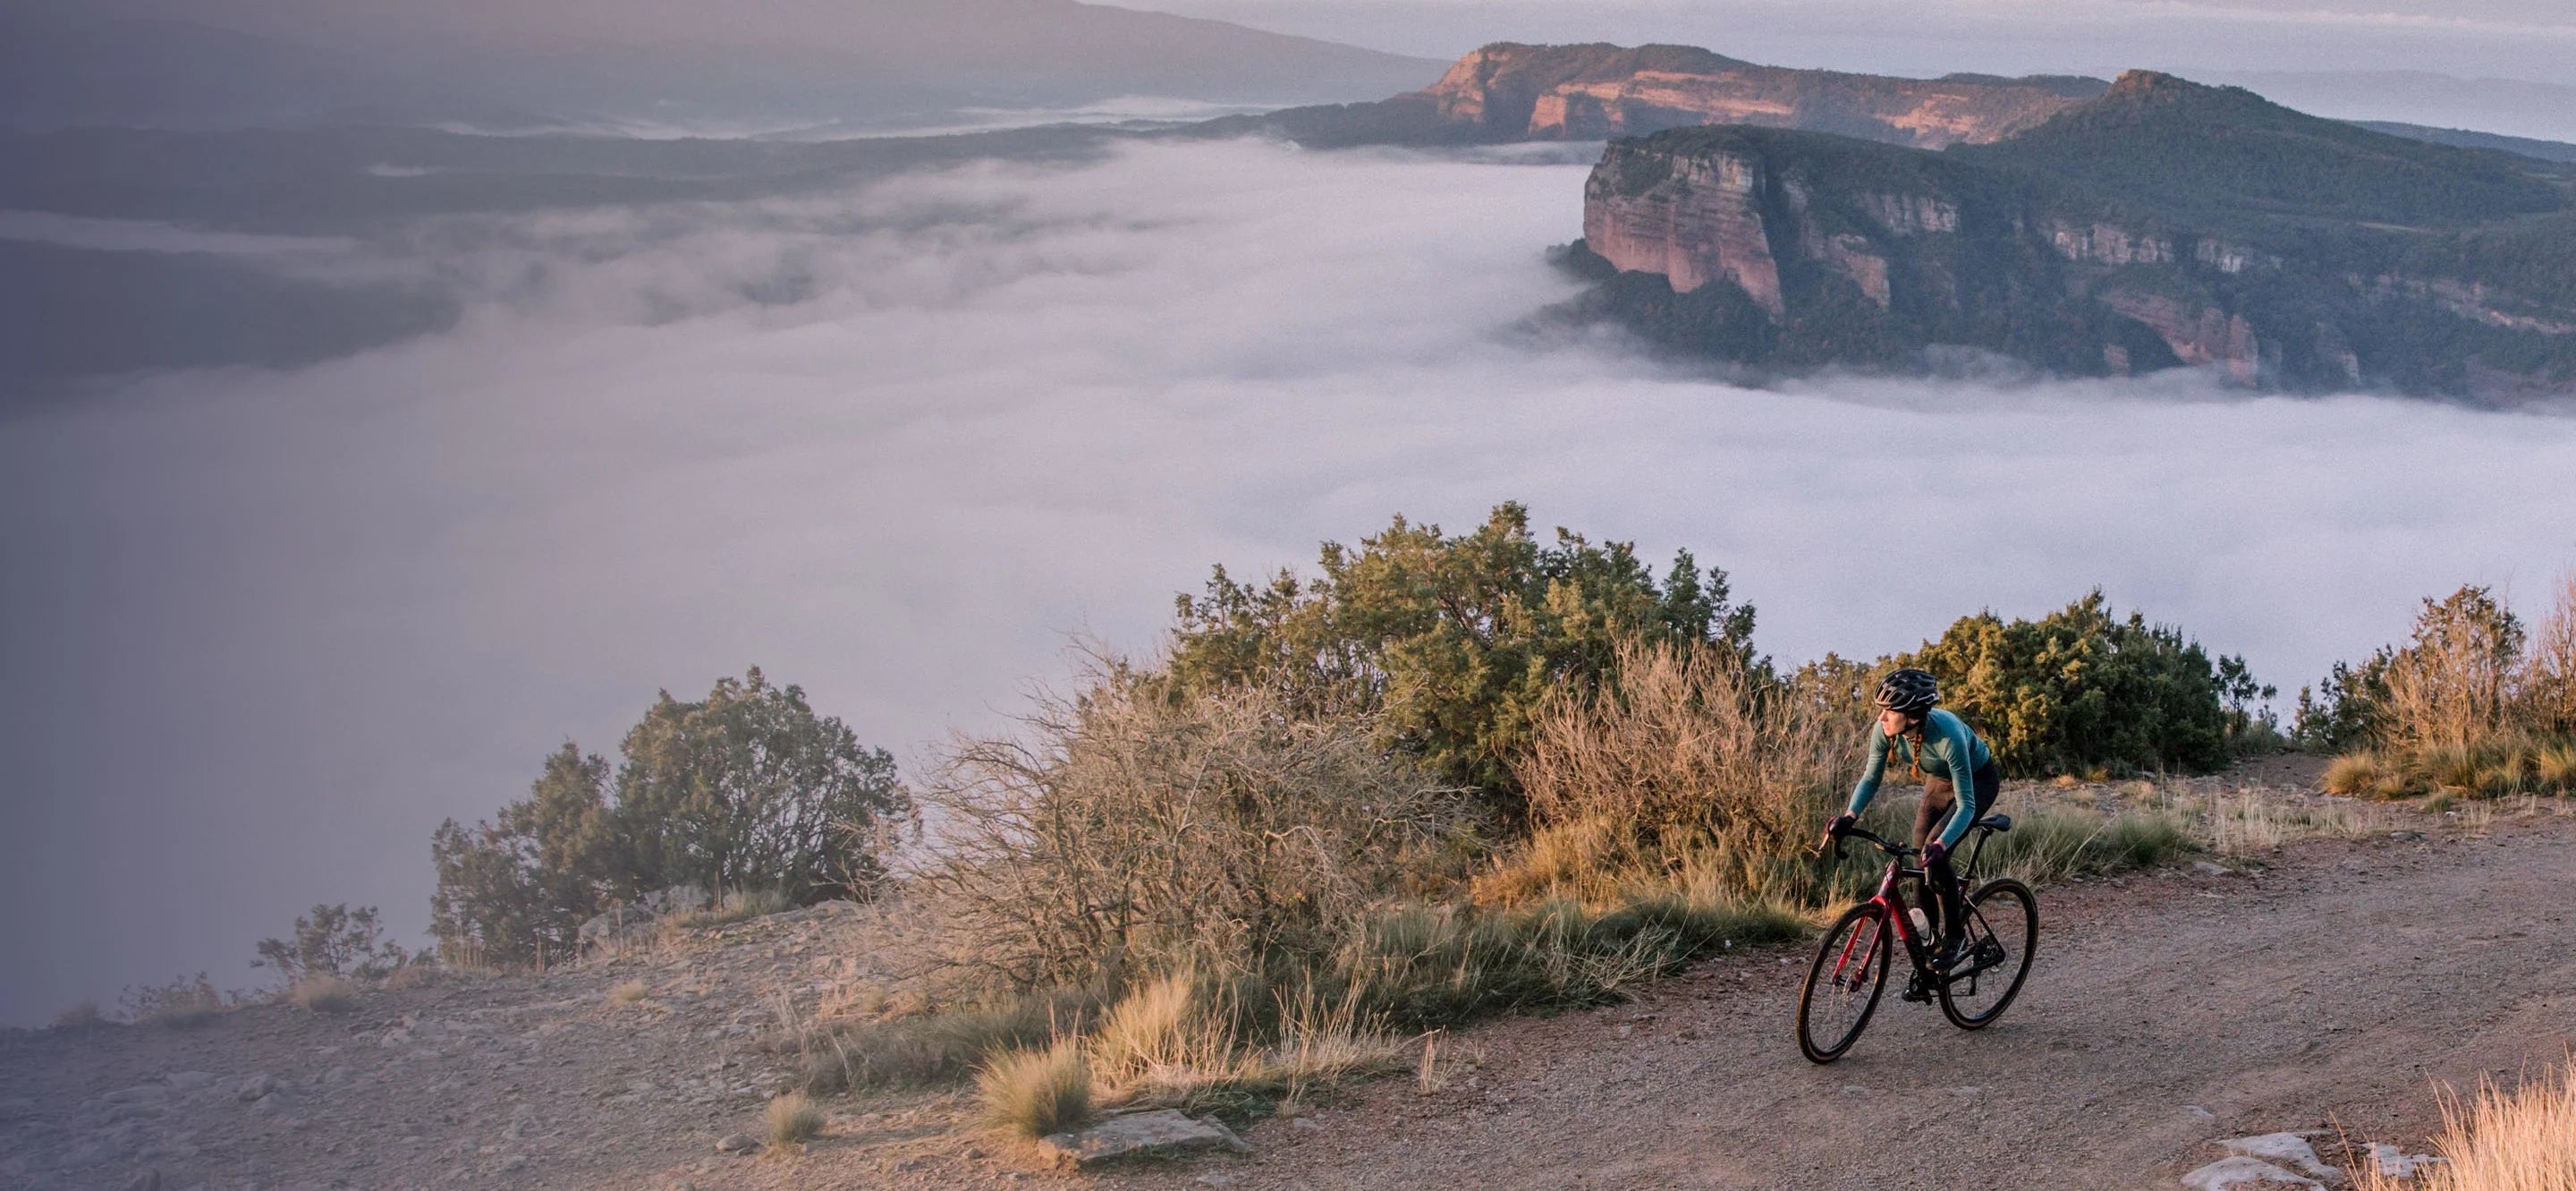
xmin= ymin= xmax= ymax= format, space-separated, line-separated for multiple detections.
xmin=1940 ymin=954 xmax=2003 ymax=983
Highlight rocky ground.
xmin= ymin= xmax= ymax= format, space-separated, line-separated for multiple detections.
xmin=5 ymin=763 xmax=2571 ymax=1191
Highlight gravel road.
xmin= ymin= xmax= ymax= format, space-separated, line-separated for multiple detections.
xmin=1152 ymin=810 xmax=2576 ymax=1191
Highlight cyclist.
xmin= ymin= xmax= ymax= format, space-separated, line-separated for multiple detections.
xmin=1819 ymin=668 xmax=1999 ymax=969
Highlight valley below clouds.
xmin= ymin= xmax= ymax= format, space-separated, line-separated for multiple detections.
xmin=4 ymin=136 xmax=2574 ymax=1022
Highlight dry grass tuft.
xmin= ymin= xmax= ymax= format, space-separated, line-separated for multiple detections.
xmin=607 ymin=981 xmax=650 ymax=1006
xmin=2200 ymin=789 xmax=2388 ymax=858
xmin=664 ymin=889 xmax=792 ymax=933
xmin=1950 ymin=803 xmax=2193 ymax=883
xmin=381 ymin=962 xmax=437 ymax=991
xmin=2326 ymin=752 xmax=2406 ymax=798
xmin=1073 ymin=971 xmax=1405 ymax=1116
xmin=123 ymin=974 xmax=231 ymax=1028
xmin=764 ymin=1092 xmax=826 ymax=1147
xmin=2541 ymin=743 xmax=2576 ymax=791
xmin=2357 ymin=1063 xmax=2576 ymax=1191
xmin=290 ymin=976 xmax=361 ymax=1015
xmin=976 ymin=1040 xmax=1092 ymax=1139
xmin=782 ymin=987 xmax=1105 ymax=1093
xmin=48 ymin=1001 xmax=106 ymax=1030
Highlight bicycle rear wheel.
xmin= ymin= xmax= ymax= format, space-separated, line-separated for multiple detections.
xmin=1798 ymin=902 xmax=1892 ymax=1063
xmin=1937 ymin=878 xmax=2037 ymax=1029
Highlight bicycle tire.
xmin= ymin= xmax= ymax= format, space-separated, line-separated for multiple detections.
xmin=1937 ymin=878 xmax=2038 ymax=1030
xmin=1798 ymin=902 xmax=1892 ymax=1063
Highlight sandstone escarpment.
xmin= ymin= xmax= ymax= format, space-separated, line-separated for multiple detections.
xmin=1222 ymin=42 xmax=2106 ymax=152
xmin=1424 ymin=43 xmax=2094 ymax=148
xmin=1583 ymin=142 xmax=1784 ymax=313
xmin=1562 ymin=73 xmax=2576 ymax=397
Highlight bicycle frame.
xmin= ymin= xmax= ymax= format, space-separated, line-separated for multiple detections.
xmin=1823 ymin=825 xmax=2003 ymax=991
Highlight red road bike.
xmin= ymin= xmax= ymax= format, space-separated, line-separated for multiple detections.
xmin=1796 ymin=816 xmax=2038 ymax=1063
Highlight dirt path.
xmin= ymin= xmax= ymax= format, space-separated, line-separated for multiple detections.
xmin=1148 ymin=811 xmax=2576 ymax=1191
xmin=5 ymin=801 xmax=2572 ymax=1191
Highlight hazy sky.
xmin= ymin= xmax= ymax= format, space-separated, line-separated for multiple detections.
xmin=1124 ymin=0 xmax=2576 ymax=84
xmin=58 ymin=0 xmax=2576 ymax=87
xmin=5 ymin=139 xmax=2575 ymax=1024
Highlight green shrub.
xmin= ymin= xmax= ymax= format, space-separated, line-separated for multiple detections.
xmin=1165 ymin=503 xmax=1758 ymax=805
xmin=1899 ymin=591 xmax=2249 ymax=777
xmin=255 ymin=904 xmax=413 ymax=985
xmin=431 ymin=668 xmax=911 ymax=969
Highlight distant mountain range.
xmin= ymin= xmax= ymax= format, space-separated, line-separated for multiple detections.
xmin=1560 ymin=69 xmax=2576 ymax=399
xmin=1205 ymin=42 xmax=2112 ymax=149
xmin=0 ymin=0 xmax=1446 ymax=132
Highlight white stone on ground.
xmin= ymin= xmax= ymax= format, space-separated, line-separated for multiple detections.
xmin=2182 ymin=1157 xmax=2326 ymax=1190
xmin=2221 ymin=1132 xmax=2344 ymax=1182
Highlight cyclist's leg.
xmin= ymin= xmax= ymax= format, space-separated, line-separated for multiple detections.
xmin=1930 ymin=763 xmax=2002 ymax=950
xmin=1913 ymin=778 xmax=1956 ymax=935
xmin=1911 ymin=778 xmax=1955 ymax=849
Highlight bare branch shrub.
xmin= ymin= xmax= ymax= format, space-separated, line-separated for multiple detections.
xmin=913 ymin=658 xmax=1474 ymax=991
xmin=2521 ymin=575 xmax=2576 ymax=738
xmin=2382 ymin=590 xmax=2525 ymax=756
xmin=1489 ymin=640 xmax=1860 ymax=904
xmin=116 ymin=974 xmax=234 ymax=1028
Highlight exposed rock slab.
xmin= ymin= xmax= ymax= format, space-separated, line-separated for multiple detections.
xmin=1040 ymin=1110 xmax=1252 ymax=1167
xmin=2182 ymin=1156 xmax=2326 ymax=1190
xmin=2220 ymin=1133 xmax=2343 ymax=1183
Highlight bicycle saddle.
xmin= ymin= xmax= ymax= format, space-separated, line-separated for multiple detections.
xmin=1974 ymin=813 xmax=2012 ymax=833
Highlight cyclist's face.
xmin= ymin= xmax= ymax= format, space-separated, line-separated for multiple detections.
xmin=1878 ymin=708 xmax=1912 ymax=736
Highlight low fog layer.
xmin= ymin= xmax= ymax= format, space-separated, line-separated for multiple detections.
xmin=5 ymin=139 xmax=2575 ymax=1024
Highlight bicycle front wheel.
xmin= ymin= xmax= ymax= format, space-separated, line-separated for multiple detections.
xmin=1937 ymin=878 xmax=2038 ymax=1029
xmin=1798 ymin=902 xmax=1892 ymax=1063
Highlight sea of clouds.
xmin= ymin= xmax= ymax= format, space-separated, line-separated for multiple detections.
xmin=4 ymin=137 xmax=2574 ymax=1023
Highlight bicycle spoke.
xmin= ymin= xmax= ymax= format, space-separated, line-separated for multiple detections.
xmin=1800 ymin=905 xmax=1890 ymax=1062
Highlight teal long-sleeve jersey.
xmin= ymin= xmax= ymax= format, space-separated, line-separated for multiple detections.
xmin=1845 ymin=708 xmax=1994 ymax=848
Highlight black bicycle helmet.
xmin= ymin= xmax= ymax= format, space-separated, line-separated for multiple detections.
xmin=1873 ymin=668 xmax=1939 ymax=715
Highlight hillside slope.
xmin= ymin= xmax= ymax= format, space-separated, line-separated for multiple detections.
xmin=4 ymin=783 xmax=2567 ymax=1189
xmin=1564 ymin=72 xmax=2576 ymax=397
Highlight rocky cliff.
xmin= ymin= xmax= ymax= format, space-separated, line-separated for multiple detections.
xmin=1564 ymin=72 xmax=2576 ymax=397
xmin=1198 ymin=42 xmax=2105 ymax=150
xmin=1421 ymin=43 xmax=2096 ymax=147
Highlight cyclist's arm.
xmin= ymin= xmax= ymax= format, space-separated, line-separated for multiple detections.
xmin=1845 ymin=726 xmax=1892 ymax=816
xmin=1930 ymin=712 xmax=1984 ymax=848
